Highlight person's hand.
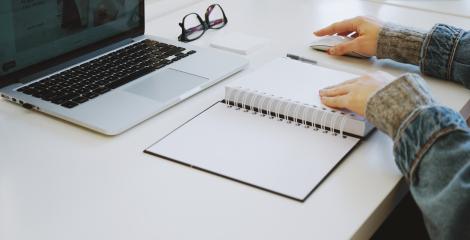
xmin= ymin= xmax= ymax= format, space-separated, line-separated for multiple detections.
xmin=314 ymin=16 xmax=383 ymax=56
xmin=319 ymin=71 xmax=395 ymax=116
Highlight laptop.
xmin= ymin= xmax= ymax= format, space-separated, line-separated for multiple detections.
xmin=0 ymin=0 xmax=248 ymax=135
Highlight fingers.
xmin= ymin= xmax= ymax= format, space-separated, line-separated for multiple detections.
xmin=320 ymin=95 xmax=350 ymax=109
xmin=319 ymin=84 xmax=351 ymax=97
xmin=328 ymin=37 xmax=362 ymax=55
xmin=314 ymin=18 xmax=356 ymax=36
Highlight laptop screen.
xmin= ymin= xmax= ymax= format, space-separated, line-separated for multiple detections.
xmin=0 ymin=0 xmax=143 ymax=80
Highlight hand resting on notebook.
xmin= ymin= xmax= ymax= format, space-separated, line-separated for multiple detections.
xmin=319 ymin=71 xmax=394 ymax=116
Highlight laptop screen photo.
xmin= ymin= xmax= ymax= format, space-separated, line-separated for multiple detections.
xmin=0 ymin=0 xmax=142 ymax=77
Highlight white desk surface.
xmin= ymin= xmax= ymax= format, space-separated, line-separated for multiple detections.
xmin=1 ymin=1 xmax=469 ymax=239
xmin=365 ymin=0 xmax=470 ymax=18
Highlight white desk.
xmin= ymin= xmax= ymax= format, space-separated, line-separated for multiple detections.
xmin=1 ymin=1 xmax=469 ymax=239
xmin=365 ymin=0 xmax=470 ymax=18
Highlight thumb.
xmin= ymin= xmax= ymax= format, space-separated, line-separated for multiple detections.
xmin=329 ymin=37 xmax=361 ymax=56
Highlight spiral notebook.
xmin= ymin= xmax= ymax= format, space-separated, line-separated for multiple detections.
xmin=145 ymin=57 xmax=373 ymax=202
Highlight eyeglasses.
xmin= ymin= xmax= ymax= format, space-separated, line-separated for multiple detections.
xmin=178 ymin=4 xmax=228 ymax=42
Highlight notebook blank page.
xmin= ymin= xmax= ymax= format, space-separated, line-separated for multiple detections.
xmin=229 ymin=57 xmax=358 ymax=108
xmin=146 ymin=102 xmax=360 ymax=201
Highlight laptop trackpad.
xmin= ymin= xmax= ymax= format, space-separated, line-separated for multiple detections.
xmin=125 ymin=69 xmax=209 ymax=102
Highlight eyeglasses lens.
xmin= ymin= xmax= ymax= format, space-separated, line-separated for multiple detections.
xmin=183 ymin=14 xmax=205 ymax=41
xmin=207 ymin=5 xmax=225 ymax=29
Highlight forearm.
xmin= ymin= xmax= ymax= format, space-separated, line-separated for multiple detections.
xmin=377 ymin=23 xmax=470 ymax=87
xmin=365 ymin=74 xmax=470 ymax=239
xmin=377 ymin=23 xmax=426 ymax=65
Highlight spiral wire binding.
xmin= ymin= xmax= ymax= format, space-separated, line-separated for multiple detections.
xmin=225 ymin=87 xmax=236 ymax=108
xmin=275 ymin=97 xmax=285 ymax=120
xmin=339 ymin=115 xmax=348 ymax=138
xmin=257 ymin=93 xmax=269 ymax=117
xmin=311 ymin=105 xmax=320 ymax=131
xmin=250 ymin=91 xmax=261 ymax=114
xmin=225 ymin=87 xmax=349 ymax=138
xmin=330 ymin=112 xmax=340 ymax=136
xmin=237 ymin=89 xmax=250 ymax=110
xmin=302 ymin=105 xmax=309 ymax=128
xmin=319 ymin=111 xmax=326 ymax=132
xmin=284 ymin=100 xmax=294 ymax=123
xmin=239 ymin=90 xmax=249 ymax=110
xmin=293 ymin=102 xmax=302 ymax=126
xmin=266 ymin=95 xmax=277 ymax=119
xmin=241 ymin=90 xmax=251 ymax=112
xmin=294 ymin=101 xmax=302 ymax=126
xmin=232 ymin=88 xmax=244 ymax=110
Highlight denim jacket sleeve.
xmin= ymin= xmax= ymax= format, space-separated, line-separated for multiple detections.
xmin=421 ymin=24 xmax=470 ymax=87
xmin=368 ymin=24 xmax=470 ymax=239
xmin=377 ymin=23 xmax=470 ymax=85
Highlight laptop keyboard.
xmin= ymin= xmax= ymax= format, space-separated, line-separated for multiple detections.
xmin=17 ymin=39 xmax=196 ymax=109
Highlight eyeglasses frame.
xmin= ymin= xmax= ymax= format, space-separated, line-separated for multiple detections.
xmin=178 ymin=4 xmax=228 ymax=42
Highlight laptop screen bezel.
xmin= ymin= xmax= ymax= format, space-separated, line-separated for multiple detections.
xmin=0 ymin=0 xmax=145 ymax=88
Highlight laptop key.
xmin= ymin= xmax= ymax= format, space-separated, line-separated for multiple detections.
xmin=61 ymin=101 xmax=79 ymax=108
xmin=71 ymin=96 xmax=89 ymax=104
xmin=51 ymin=93 xmax=78 ymax=104
xmin=85 ymin=93 xmax=99 ymax=99
xmin=51 ymin=98 xmax=69 ymax=105
xmin=94 ymin=86 xmax=110 ymax=94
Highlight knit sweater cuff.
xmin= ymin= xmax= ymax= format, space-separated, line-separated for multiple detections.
xmin=377 ymin=23 xmax=427 ymax=65
xmin=365 ymin=73 xmax=435 ymax=138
